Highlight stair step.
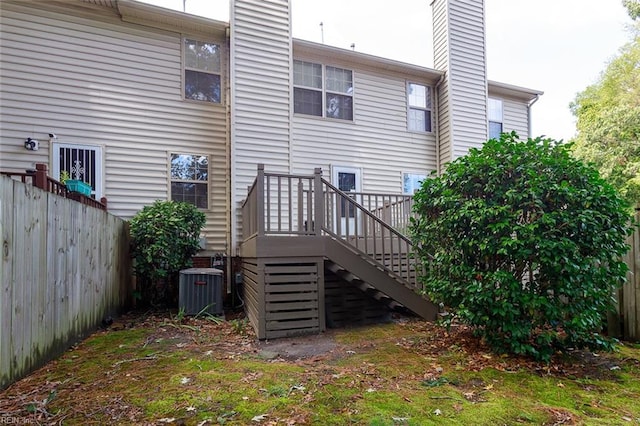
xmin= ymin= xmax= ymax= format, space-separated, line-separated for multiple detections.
xmin=326 ymin=262 xmax=342 ymax=273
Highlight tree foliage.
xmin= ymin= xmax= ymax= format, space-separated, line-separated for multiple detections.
xmin=623 ymin=0 xmax=640 ymax=20
xmin=130 ymin=200 xmax=206 ymax=305
xmin=410 ymin=132 xmax=633 ymax=361
xmin=571 ymin=29 xmax=640 ymax=205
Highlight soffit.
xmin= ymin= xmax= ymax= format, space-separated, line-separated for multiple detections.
xmin=488 ymin=80 xmax=543 ymax=102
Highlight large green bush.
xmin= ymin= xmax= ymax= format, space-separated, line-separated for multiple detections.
xmin=410 ymin=132 xmax=634 ymax=361
xmin=130 ymin=200 xmax=206 ymax=306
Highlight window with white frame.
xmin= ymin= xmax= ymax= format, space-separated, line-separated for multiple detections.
xmin=293 ymin=60 xmax=353 ymax=120
xmin=184 ymin=38 xmax=221 ymax=103
xmin=403 ymin=172 xmax=427 ymax=194
xmin=170 ymin=153 xmax=209 ymax=209
xmin=407 ymin=83 xmax=432 ymax=132
xmin=488 ymin=98 xmax=503 ymax=139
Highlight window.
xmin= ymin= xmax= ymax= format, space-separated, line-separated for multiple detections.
xmin=293 ymin=60 xmax=353 ymax=120
xmin=184 ymin=38 xmax=221 ymax=103
xmin=407 ymin=83 xmax=432 ymax=132
xmin=52 ymin=143 xmax=103 ymax=198
xmin=325 ymin=66 xmax=353 ymax=120
xmin=403 ymin=172 xmax=426 ymax=194
xmin=293 ymin=61 xmax=322 ymax=116
xmin=170 ymin=154 xmax=209 ymax=209
xmin=488 ymin=98 xmax=503 ymax=139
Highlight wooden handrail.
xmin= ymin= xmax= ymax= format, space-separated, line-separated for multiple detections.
xmin=1 ymin=164 xmax=107 ymax=211
xmin=240 ymin=165 xmax=426 ymax=292
xmin=320 ymin=177 xmax=423 ymax=291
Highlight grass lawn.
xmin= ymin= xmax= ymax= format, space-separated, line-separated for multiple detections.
xmin=1 ymin=312 xmax=639 ymax=425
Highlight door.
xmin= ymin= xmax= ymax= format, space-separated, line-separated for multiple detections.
xmin=52 ymin=143 xmax=103 ymax=198
xmin=331 ymin=166 xmax=362 ymax=236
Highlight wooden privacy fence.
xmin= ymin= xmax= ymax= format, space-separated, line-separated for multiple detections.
xmin=0 ymin=176 xmax=131 ymax=389
xmin=617 ymin=207 xmax=640 ymax=341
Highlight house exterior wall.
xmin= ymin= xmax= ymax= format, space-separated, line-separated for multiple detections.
xmin=0 ymin=2 xmax=229 ymax=251
xmin=0 ymin=0 xmax=541 ymax=255
xmin=230 ymin=0 xmax=292 ymax=250
xmin=502 ymin=98 xmax=530 ymax=138
xmin=290 ymin=58 xmax=439 ymax=193
xmin=432 ymin=0 xmax=488 ymax=167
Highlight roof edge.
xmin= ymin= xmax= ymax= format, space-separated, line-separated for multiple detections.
xmin=488 ymin=80 xmax=543 ymax=101
xmin=293 ymin=38 xmax=444 ymax=81
xmin=117 ymin=0 xmax=227 ymax=38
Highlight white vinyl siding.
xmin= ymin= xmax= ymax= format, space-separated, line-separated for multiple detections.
xmin=292 ymin=68 xmax=437 ymax=193
xmin=231 ymin=0 xmax=292 ymax=248
xmin=0 ymin=3 xmax=228 ymax=251
xmin=503 ymin=99 xmax=529 ymax=138
xmin=432 ymin=0 xmax=487 ymax=166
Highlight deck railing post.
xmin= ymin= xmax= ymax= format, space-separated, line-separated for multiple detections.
xmin=313 ymin=168 xmax=323 ymax=235
xmin=256 ymin=164 xmax=265 ymax=236
xmin=34 ymin=163 xmax=48 ymax=191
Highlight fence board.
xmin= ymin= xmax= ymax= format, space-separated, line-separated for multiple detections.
xmin=0 ymin=182 xmax=12 ymax=381
xmin=621 ymin=210 xmax=640 ymax=341
xmin=0 ymin=176 xmax=131 ymax=389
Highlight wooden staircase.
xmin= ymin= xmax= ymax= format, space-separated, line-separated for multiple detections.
xmin=323 ymin=238 xmax=436 ymax=320
xmin=320 ymin=179 xmax=437 ymax=320
xmin=240 ymin=165 xmax=437 ymax=339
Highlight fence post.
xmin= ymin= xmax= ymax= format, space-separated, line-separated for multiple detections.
xmin=313 ymin=168 xmax=323 ymax=235
xmin=256 ymin=164 xmax=265 ymax=236
xmin=34 ymin=163 xmax=48 ymax=191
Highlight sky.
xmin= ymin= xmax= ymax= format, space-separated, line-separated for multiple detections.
xmin=141 ymin=0 xmax=634 ymax=142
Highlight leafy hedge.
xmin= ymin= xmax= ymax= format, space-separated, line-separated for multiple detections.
xmin=130 ymin=200 xmax=206 ymax=306
xmin=410 ymin=132 xmax=634 ymax=361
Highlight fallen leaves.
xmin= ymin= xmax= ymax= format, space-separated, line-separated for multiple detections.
xmin=1 ymin=312 xmax=638 ymax=425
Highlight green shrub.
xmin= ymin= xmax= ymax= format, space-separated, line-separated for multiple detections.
xmin=130 ymin=200 xmax=206 ymax=306
xmin=410 ymin=132 xmax=634 ymax=361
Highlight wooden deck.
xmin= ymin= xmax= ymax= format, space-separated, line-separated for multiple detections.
xmin=240 ymin=165 xmax=437 ymax=339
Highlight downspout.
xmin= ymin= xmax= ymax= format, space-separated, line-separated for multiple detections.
xmin=527 ymin=94 xmax=540 ymax=138
xmin=434 ymin=72 xmax=445 ymax=176
xmin=225 ymin=25 xmax=233 ymax=291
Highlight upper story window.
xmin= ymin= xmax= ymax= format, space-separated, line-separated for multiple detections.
xmin=407 ymin=83 xmax=432 ymax=132
xmin=293 ymin=60 xmax=353 ymax=121
xmin=170 ymin=153 xmax=209 ymax=209
xmin=488 ymin=98 xmax=503 ymax=139
xmin=184 ymin=38 xmax=221 ymax=103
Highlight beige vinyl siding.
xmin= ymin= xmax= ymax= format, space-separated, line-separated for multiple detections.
xmin=432 ymin=0 xmax=452 ymax=167
xmin=503 ymin=98 xmax=529 ymax=138
xmin=0 ymin=3 xmax=228 ymax=251
xmin=432 ymin=0 xmax=487 ymax=168
xmin=231 ymin=0 xmax=292 ymax=248
xmin=292 ymin=68 xmax=437 ymax=193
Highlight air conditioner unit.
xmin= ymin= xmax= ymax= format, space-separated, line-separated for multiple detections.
xmin=179 ymin=268 xmax=223 ymax=316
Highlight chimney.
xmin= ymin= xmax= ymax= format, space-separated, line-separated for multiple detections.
xmin=432 ymin=0 xmax=488 ymax=170
xmin=230 ymin=0 xmax=292 ymax=250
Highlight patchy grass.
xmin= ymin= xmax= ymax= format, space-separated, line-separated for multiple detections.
xmin=1 ymin=313 xmax=639 ymax=425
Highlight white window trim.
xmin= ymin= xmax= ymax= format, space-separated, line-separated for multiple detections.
xmin=293 ymin=60 xmax=354 ymax=121
xmin=488 ymin=97 xmax=504 ymax=139
xmin=182 ymin=36 xmax=223 ymax=105
xmin=51 ymin=142 xmax=104 ymax=198
xmin=168 ymin=152 xmax=210 ymax=210
xmin=406 ymin=82 xmax=433 ymax=133
xmin=402 ymin=171 xmax=427 ymax=195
